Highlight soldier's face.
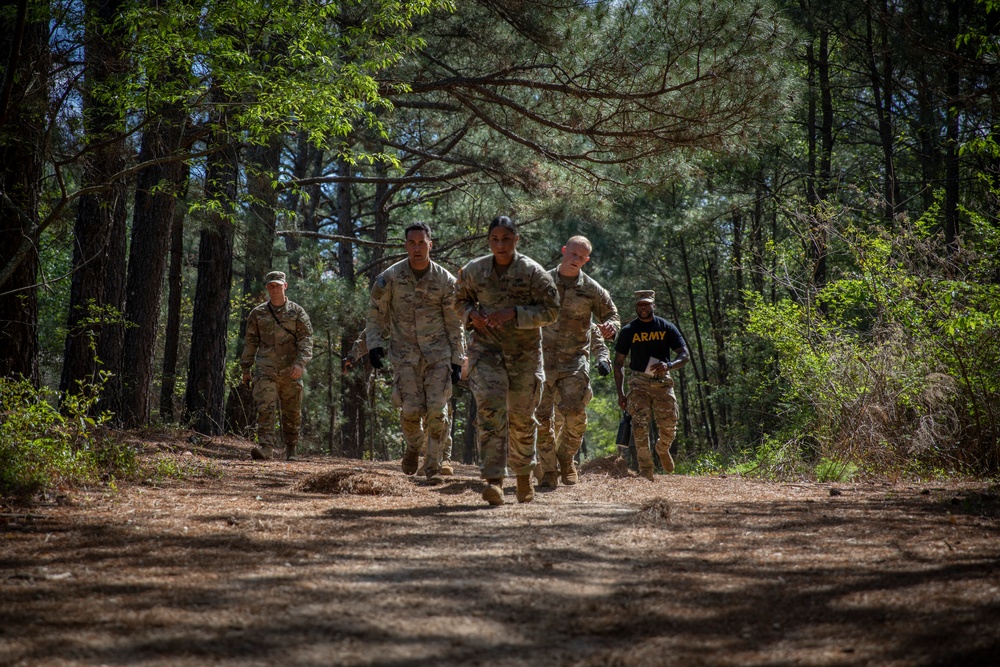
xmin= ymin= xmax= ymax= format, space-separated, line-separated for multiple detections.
xmin=635 ymin=301 xmax=654 ymax=321
xmin=489 ymin=227 xmax=519 ymax=266
xmin=559 ymin=241 xmax=590 ymax=276
xmin=267 ymin=281 xmax=287 ymax=304
xmin=405 ymin=229 xmax=432 ymax=268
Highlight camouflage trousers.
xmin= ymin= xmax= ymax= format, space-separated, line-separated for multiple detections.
xmin=252 ymin=371 xmax=303 ymax=449
xmin=468 ymin=346 xmax=542 ymax=480
xmin=420 ymin=402 xmax=454 ymax=462
xmin=391 ymin=356 xmax=452 ymax=474
xmin=536 ymin=371 xmax=592 ymax=473
xmin=626 ymin=372 xmax=679 ymax=472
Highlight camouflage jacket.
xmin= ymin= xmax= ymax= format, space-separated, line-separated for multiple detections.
xmin=366 ymin=259 xmax=465 ymax=367
xmin=541 ymin=269 xmax=620 ymax=374
xmin=241 ymin=299 xmax=314 ymax=375
xmin=455 ymin=252 xmax=560 ymax=355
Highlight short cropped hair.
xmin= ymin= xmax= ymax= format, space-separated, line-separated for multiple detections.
xmin=404 ymin=222 xmax=432 ymax=240
xmin=566 ymin=235 xmax=592 ymax=253
xmin=488 ymin=215 xmax=517 ymax=234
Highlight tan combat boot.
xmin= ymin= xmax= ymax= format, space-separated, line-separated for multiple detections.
xmin=482 ymin=478 xmax=504 ymax=505
xmin=250 ymin=444 xmax=274 ymax=461
xmin=440 ymin=461 xmax=454 ymax=476
xmin=401 ymin=448 xmax=420 ymax=475
xmin=285 ymin=443 xmax=297 ymax=461
xmin=639 ymin=468 xmax=655 ymax=481
xmin=655 ymin=443 xmax=675 ymax=473
xmin=516 ymin=475 xmax=535 ymax=503
xmin=538 ymin=471 xmax=559 ymax=488
xmin=558 ymin=456 xmax=579 ymax=485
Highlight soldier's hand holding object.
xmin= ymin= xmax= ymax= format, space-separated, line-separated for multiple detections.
xmin=598 ymin=321 xmax=617 ymax=339
xmin=597 ymin=360 xmax=612 ymax=376
xmin=469 ymin=310 xmax=491 ymax=334
xmin=369 ymin=347 xmax=385 ymax=369
xmin=451 ymin=364 xmax=462 ymax=385
xmin=290 ymin=364 xmax=305 ymax=380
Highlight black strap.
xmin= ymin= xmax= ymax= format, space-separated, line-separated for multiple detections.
xmin=267 ymin=303 xmax=298 ymax=342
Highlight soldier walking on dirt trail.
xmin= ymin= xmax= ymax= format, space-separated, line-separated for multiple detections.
xmin=240 ymin=271 xmax=314 ymax=461
xmin=536 ymin=236 xmax=620 ymax=489
xmin=365 ymin=222 xmax=466 ymax=484
xmin=612 ymin=290 xmax=689 ymax=480
xmin=455 ymin=216 xmax=560 ymax=505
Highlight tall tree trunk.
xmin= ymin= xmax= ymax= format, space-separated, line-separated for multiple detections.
xmin=60 ymin=0 xmax=129 ymax=401
xmin=704 ymin=257 xmax=728 ymax=433
xmin=0 ymin=0 xmax=47 ymax=384
xmin=660 ymin=282 xmax=693 ymax=444
xmin=943 ymin=0 xmax=961 ymax=255
xmin=867 ymin=0 xmax=899 ymax=225
xmin=731 ymin=205 xmax=745 ymax=311
xmin=334 ymin=155 xmax=367 ymax=458
xmin=185 ymin=103 xmax=237 ymax=435
xmin=678 ymin=236 xmax=719 ymax=450
xmin=750 ymin=179 xmax=765 ymax=296
xmin=159 ymin=170 xmax=189 ymax=422
xmin=813 ymin=28 xmax=832 ymax=294
xmin=116 ymin=53 xmax=189 ymax=426
xmin=226 ymin=136 xmax=280 ymax=435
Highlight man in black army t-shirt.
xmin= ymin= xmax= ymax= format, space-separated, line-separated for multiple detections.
xmin=612 ymin=290 xmax=690 ymax=480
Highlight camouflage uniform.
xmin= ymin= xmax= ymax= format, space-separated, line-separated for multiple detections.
xmin=241 ymin=299 xmax=314 ymax=453
xmin=615 ymin=314 xmax=685 ymax=474
xmin=455 ymin=252 xmax=560 ymax=480
xmin=366 ymin=259 xmax=464 ymax=475
xmin=552 ymin=324 xmax=611 ymax=452
xmin=536 ymin=271 xmax=619 ymax=475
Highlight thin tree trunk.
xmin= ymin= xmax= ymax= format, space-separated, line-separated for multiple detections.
xmin=704 ymin=257 xmax=728 ymax=433
xmin=159 ymin=172 xmax=188 ymax=422
xmin=334 ymin=155 xmax=367 ymax=458
xmin=185 ymin=103 xmax=238 ymax=435
xmin=944 ymin=0 xmax=961 ymax=255
xmin=226 ymin=137 xmax=280 ymax=435
xmin=660 ymin=281 xmax=693 ymax=444
xmin=731 ymin=205 xmax=745 ymax=311
xmin=678 ymin=236 xmax=719 ymax=450
xmin=866 ymin=0 xmax=898 ymax=225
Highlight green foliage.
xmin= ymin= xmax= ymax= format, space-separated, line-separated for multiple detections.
xmin=0 ymin=378 xmax=136 ymax=500
xmin=744 ymin=222 xmax=1000 ymax=477
xmin=815 ymin=457 xmax=858 ymax=483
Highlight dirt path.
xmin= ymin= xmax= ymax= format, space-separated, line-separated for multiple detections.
xmin=2 ymin=432 xmax=999 ymax=666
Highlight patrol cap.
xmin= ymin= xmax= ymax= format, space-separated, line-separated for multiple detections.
xmin=634 ymin=290 xmax=655 ymax=304
xmin=264 ymin=271 xmax=287 ymax=285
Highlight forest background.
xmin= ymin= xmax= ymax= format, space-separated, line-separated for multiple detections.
xmin=2 ymin=0 xmax=999 ymax=499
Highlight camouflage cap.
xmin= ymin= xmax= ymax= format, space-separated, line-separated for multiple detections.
xmin=264 ymin=271 xmax=287 ymax=285
xmin=634 ymin=290 xmax=655 ymax=303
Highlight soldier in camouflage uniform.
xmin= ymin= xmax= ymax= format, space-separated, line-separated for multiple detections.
xmin=240 ymin=271 xmax=314 ymax=461
xmin=365 ymin=222 xmax=465 ymax=484
xmin=613 ymin=290 xmax=690 ymax=480
xmin=344 ymin=331 xmax=458 ymax=474
xmin=455 ymin=216 xmax=560 ymax=505
xmin=536 ymin=236 xmax=620 ymax=488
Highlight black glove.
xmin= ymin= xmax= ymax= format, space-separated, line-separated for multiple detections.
xmin=451 ymin=363 xmax=462 ymax=385
xmin=369 ymin=347 xmax=385 ymax=369
xmin=597 ymin=360 xmax=612 ymax=376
